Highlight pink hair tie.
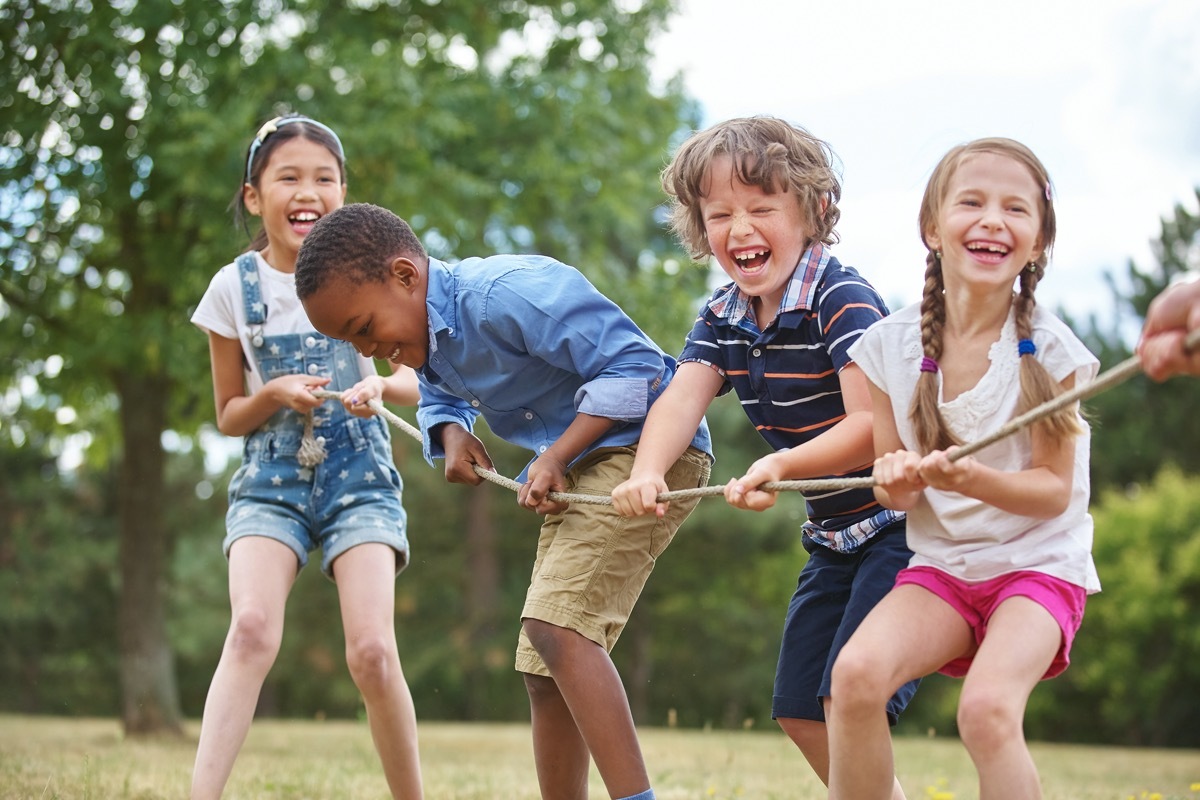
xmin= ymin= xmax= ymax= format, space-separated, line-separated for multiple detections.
xmin=919 ymin=356 xmax=939 ymax=374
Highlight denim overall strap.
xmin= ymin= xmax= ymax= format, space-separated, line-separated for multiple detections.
xmin=236 ymin=252 xmax=268 ymax=348
xmin=236 ymin=252 xmax=328 ymax=466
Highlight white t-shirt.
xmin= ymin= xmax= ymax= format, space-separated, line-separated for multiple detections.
xmin=850 ymin=301 xmax=1101 ymax=593
xmin=190 ymin=250 xmax=378 ymax=393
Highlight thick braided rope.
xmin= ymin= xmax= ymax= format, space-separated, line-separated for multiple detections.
xmin=312 ymin=327 xmax=1198 ymax=506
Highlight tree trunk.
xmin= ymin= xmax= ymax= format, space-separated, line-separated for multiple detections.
xmin=464 ymin=483 xmax=500 ymax=717
xmin=116 ymin=371 xmax=183 ymax=736
xmin=627 ymin=622 xmax=653 ymax=724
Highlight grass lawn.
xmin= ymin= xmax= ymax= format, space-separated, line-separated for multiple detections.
xmin=1 ymin=714 xmax=1198 ymax=799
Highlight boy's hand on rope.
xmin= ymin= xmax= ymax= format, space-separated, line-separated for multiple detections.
xmin=439 ymin=423 xmax=495 ymax=486
xmin=269 ymin=374 xmax=331 ymax=413
xmin=612 ymin=472 xmax=671 ymax=518
xmin=521 ymin=452 xmax=570 ymax=516
xmin=725 ymin=454 xmax=785 ymax=512
xmin=339 ymin=375 xmax=387 ymax=419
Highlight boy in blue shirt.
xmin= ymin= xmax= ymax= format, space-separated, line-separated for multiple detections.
xmin=295 ymin=202 xmax=712 ymax=800
xmin=612 ymin=117 xmax=917 ymax=798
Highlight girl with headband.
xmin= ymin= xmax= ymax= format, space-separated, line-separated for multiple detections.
xmin=190 ymin=114 xmax=424 ymax=798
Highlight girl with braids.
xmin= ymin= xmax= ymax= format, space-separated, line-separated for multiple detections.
xmin=826 ymin=138 xmax=1100 ymax=800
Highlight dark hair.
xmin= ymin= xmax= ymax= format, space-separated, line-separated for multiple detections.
xmin=295 ymin=203 xmax=428 ymax=301
xmin=662 ymin=116 xmax=842 ymax=260
xmin=231 ymin=114 xmax=347 ymax=251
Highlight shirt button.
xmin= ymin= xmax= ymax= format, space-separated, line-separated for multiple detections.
xmin=538 ymin=445 xmax=548 ymax=453
xmin=751 ymin=348 xmax=762 ymax=357
xmin=524 ymin=412 xmax=533 ymax=420
xmin=305 ymin=336 xmax=317 ymax=348
xmin=307 ymin=364 xmax=319 ymax=375
xmin=471 ymin=400 xmax=480 ymax=407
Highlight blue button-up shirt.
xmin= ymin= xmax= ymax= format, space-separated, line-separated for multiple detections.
xmin=416 ymin=254 xmax=712 ymax=480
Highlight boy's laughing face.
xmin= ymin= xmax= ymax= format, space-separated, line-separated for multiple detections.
xmin=699 ymin=154 xmax=813 ymax=327
xmin=302 ymin=257 xmax=430 ymax=369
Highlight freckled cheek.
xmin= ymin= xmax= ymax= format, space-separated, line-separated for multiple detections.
xmin=705 ymin=226 xmax=726 ymax=251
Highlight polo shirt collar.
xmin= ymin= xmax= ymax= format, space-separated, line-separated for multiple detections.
xmin=707 ymin=243 xmax=832 ymax=325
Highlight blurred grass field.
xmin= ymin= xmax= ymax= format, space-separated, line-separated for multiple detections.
xmin=1 ymin=714 xmax=1198 ymax=799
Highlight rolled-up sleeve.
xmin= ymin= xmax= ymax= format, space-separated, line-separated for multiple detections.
xmin=483 ymin=265 xmax=668 ymax=422
xmin=415 ymin=378 xmax=479 ymax=465
xmin=574 ymin=377 xmax=650 ymax=421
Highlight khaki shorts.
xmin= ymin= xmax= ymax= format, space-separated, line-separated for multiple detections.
xmin=515 ymin=444 xmax=711 ymax=676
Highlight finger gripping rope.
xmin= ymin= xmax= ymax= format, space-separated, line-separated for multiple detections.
xmin=308 ymin=325 xmax=1200 ymax=507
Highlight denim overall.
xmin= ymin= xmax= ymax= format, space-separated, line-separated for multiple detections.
xmin=223 ymin=253 xmax=409 ymax=577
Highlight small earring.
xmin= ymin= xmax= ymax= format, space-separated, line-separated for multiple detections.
xmin=1027 ymin=261 xmax=1038 ymax=272
xmin=935 ymin=250 xmax=942 ymax=261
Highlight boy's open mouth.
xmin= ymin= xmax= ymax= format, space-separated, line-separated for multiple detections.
xmin=734 ymin=248 xmax=770 ymax=271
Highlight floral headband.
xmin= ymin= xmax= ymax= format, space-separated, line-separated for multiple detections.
xmin=245 ymin=115 xmax=345 ymax=183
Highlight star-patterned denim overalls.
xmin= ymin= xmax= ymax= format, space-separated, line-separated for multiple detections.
xmin=223 ymin=253 xmax=409 ymax=577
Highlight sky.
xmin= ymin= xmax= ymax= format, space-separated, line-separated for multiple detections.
xmin=647 ymin=0 xmax=1200 ymax=325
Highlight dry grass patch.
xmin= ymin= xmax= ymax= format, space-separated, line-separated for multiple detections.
xmin=1 ymin=715 xmax=1198 ymax=799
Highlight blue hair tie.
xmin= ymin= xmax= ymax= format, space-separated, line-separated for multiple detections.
xmin=1018 ymin=338 xmax=1037 ymax=356
xmin=245 ymin=115 xmax=345 ymax=182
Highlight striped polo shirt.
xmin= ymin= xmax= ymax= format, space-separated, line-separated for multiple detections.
xmin=679 ymin=244 xmax=901 ymax=553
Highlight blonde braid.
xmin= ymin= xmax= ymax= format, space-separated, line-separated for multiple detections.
xmin=1014 ymin=265 xmax=1084 ymax=442
xmin=909 ymin=251 xmax=962 ymax=454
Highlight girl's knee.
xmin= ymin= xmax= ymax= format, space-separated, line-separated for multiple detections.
xmin=227 ymin=608 xmax=282 ymax=662
xmin=957 ymin=686 xmax=1022 ymax=750
xmin=829 ymin=645 xmax=891 ymax=708
xmin=345 ymin=635 xmax=399 ymax=690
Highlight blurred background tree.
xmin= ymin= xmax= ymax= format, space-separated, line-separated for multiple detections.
xmin=0 ymin=0 xmax=712 ymax=737
xmin=2 ymin=0 xmax=1199 ymax=748
xmin=1072 ymin=191 xmax=1200 ymax=489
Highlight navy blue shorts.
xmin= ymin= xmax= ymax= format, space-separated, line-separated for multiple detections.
xmin=772 ymin=519 xmax=919 ymax=724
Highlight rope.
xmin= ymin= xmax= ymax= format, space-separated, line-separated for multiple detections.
xmin=297 ymin=411 xmax=328 ymax=467
xmin=310 ymin=326 xmax=1200 ymax=506
xmin=948 ymin=326 xmax=1199 ymax=462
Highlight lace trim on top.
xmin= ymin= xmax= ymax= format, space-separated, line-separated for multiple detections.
xmin=907 ymin=307 xmax=1020 ymax=443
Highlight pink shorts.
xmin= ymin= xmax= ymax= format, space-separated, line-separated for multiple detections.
xmin=894 ymin=566 xmax=1087 ymax=679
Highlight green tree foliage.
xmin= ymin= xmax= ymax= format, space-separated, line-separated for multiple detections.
xmin=1075 ymin=190 xmax=1200 ymax=491
xmin=1028 ymin=467 xmax=1200 ymax=747
xmin=0 ymin=0 xmax=705 ymax=734
xmin=0 ymin=441 xmax=119 ymax=716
